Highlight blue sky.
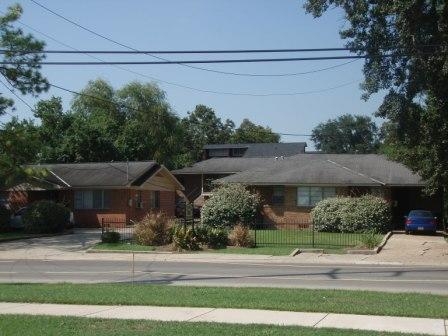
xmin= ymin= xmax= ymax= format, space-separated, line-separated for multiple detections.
xmin=1 ymin=0 xmax=385 ymax=145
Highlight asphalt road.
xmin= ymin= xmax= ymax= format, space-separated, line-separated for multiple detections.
xmin=1 ymin=258 xmax=447 ymax=294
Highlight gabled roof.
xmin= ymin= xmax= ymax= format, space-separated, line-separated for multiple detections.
xmin=173 ymin=157 xmax=269 ymax=175
xmin=216 ymin=154 xmax=423 ymax=187
xmin=27 ymin=161 xmax=183 ymax=190
xmin=204 ymin=142 xmax=307 ymax=158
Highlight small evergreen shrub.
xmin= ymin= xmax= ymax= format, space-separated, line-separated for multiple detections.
xmin=357 ymin=230 xmax=382 ymax=249
xmin=172 ymin=225 xmax=200 ymax=251
xmin=22 ymin=200 xmax=70 ymax=233
xmin=204 ymin=227 xmax=228 ymax=249
xmin=229 ymin=223 xmax=255 ymax=247
xmin=101 ymin=231 xmax=120 ymax=243
xmin=0 ymin=205 xmax=11 ymax=231
xmin=201 ymin=183 xmax=260 ymax=229
xmin=134 ymin=212 xmax=173 ymax=246
xmin=311 ymin=195 xmax=391 ymax=233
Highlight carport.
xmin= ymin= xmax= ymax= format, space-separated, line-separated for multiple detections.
xmin=391 ymin=187 xmax=444 ymax=230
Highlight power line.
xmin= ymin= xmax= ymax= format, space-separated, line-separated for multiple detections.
xmin=9 ymin=14 xmax=359 ymax=95
xmin=0 ymin=55 xmax=398 ymax=66
xmin=0 ymin=77 xmax=35 ymax=111
xmin=28 ymin=0 xmax=359 ymax=78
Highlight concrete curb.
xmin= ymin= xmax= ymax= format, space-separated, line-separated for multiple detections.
xmin=86 ymin=248 xmax=173 ymax=254
xmin=345 ymin=231 xmax=393 ymax=255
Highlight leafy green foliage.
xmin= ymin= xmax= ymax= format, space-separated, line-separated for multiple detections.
xmin=311 ymin=195 xmax=391 ymax=233
xmin=202 ymin=226 xmax=228 ymax=249
xmin=181 ymin=105 xmax=235 ymax=162
xmin=134 ymin=212 xmax=173 ymax=246
xmin=357 ymin=231 xmax=383 ymax=249
xmin=0 ymin=4 xmax=48 ymax=115
xmin=231 ymin=119 xmax=280 ymax=144
xmin=22 ymin=200 xmax=69 ymax=234
xmin=101 ymin=231 xmax=120 ymax=244
xmin=172 ymin=225 xmax=200 ymax=251
xmin=304 ymin=1 xmax=448 ymax=194
xmin=311 ymin=114 xmax=380 ymax=153
xmin=201 ymin=184 xmax=260 ymax=229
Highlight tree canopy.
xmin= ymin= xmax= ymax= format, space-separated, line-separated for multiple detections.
xmin=304 ymin=0 xmax=448 ymax=193
xmin=231 ymin=119 xmax=280 ymax=144
xmin=0 ymin=4 xmax=48 ymax=115
xmin=311 ymin=114 xmax=380 ymax=154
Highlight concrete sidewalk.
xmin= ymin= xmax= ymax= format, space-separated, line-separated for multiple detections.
xmin=0 ymin=302 xmax=445 ymax=335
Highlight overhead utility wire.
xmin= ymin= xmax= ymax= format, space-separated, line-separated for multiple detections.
xmin=28 ymin=0 xmax=358 ymax=77
xmin=0 ymin=53 xmax=438 ymax=65
xmin=9 ymin=15 xmax=358 ymax=95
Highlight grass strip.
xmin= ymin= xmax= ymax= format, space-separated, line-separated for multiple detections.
xmin=0 ymin=283 xmax=446 ymax=319
xmin=0 ymin=315 xmax=428 ymax=336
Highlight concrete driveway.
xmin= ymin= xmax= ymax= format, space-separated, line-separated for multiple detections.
xmin=0 ymin=229 xmax=102 ymax=259
xmin=367 ymin=233 xmax=448 ymax=265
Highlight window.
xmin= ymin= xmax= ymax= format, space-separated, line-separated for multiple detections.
xmin=297 ymin=187 xmax=336 ymax=207
xmin=74 ymin=190 xmax=110 ymax=209
xmin=231 ymin=147 xmax=246 ymax=157
xmin=149 ymin=191 xmax=160 ymax=209
xmin=272 ymin=186 xmax=284 ymax=205
xmin=208 ymin=148 xmax=229 ymax=157
xmin=135 ymin=191 xmax=143 ymax=209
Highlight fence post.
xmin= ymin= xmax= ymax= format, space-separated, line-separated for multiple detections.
xmin=101 ymin=218 xmax=104 ymax=235
xmin=312 ymin=221 xmax=315 ymax=248
xmin=254 ymin=222 xmax=257 ymax=247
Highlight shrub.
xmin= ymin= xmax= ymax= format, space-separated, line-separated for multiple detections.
xmin=201 ymin=183 xmax=260 ymax=229
xmin=0 ymin=205 xmax=11 ymax=231
xmin=22 ymin=200 xmax=70 ymax=234
xmin=357 ymin=231 xmax=383 ymax=249
xmin=172 ymin=225 xmax=200 ymax=251
xmin=229 ymin=224 xmax=255 ymax=247
xmin=204 ymin=227 xmax=228 ymax=249
xmin=311 ymin=195 xmax=391 ymax=233
xmin=134 ymin=212 xmax=173 ymax=246
xmin=101 ymin=231 xmax=120 ymax=243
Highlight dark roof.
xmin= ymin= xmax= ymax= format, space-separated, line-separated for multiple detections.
xmin=204 ymin=142 xmax=307 ymax=158
xmin=173 ymin=157 xmax=269 ymax=175
xmin=31 ymin=161 xmax=159 ymax=188
xmin=216 ymin=154 xmax=423 ymax=187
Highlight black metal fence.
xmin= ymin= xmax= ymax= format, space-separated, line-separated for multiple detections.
xmin=253 ymin=221 xmax=375 ymax=248
xmin=101 ymin=218 xmax=378 ymax=249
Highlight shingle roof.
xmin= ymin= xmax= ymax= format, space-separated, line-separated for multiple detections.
xmin=216 ymin=154 xmax=423 ymax=186
xmin=172 ymin=157 xmax=269 ymax=175
xmin=31 ymin=161 xmax=159 ymax=187
xmin=204 ymin=142 xmax=307 ymax=158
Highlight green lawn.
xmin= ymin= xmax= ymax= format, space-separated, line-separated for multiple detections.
xmin=92 ymin=243 xmax=155 ymax=252
xmin=207 ymin=245 xmax=295 ymax=256
xmin=253 ymin=229 xmax=383 ymax=248
xmin=0 ymin=284 xmax=446 ymax=319
xmin=0 ymin=232 xmax=34 ymax=242
xmin=0 ymin=315 xmax=420 ymax=336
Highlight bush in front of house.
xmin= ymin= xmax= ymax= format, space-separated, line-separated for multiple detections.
xmin=311 ymin=195 xmax=391 ymax=233
xmin=339 ymin=195 xmax=391 ymax=233
xmin=203 ymin=227 xmax=228 ymax=249
xmin=172 ymin=225 xmax=200 ymax=251
xmin=134 ymin=212 xmax=173 ymax=246
xmin=0 ymin=205 xmax=11 ymax=231
xmin=229 ymin=223 xmax=255 ymax=247
xmin=101 ymin=231 xmax=121 ymax=243
xmin=311 ymin=197 xmax=351 ymax=232
xmin=22 ymin=200 xmax=70 ymax=234
xmin=201 ymin=183 xmax=260 ymax=229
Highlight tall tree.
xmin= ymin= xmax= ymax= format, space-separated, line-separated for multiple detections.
xmin=0 ymin=4 xmax=48 ymax=114
xmin=181 ymin=105 xmax=234 ymax=162
xmin=311 ymin=114 xmax=380 ymax=153
xmin=304 ymin=1 xmax=448 ymax=193
xmin=231 ymin=119 xmax=280 ymax=144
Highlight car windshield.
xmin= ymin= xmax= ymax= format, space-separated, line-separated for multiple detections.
xmin=408 ymin=210 xmax=433 ymax=217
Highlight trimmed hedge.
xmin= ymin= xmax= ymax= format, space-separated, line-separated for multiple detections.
xmin=201 ymin=183 xmax=260 ymax=229
xmin=311 ymin=195 xmax=391 ymax=233
xmin=22 ymin=200 xmax=70 ymax=234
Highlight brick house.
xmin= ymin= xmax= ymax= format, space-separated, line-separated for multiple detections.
xmin=174 ymin=148 xmax=443 ymax=229
xmin=2 ymin=161 xmax=184 ymax=227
